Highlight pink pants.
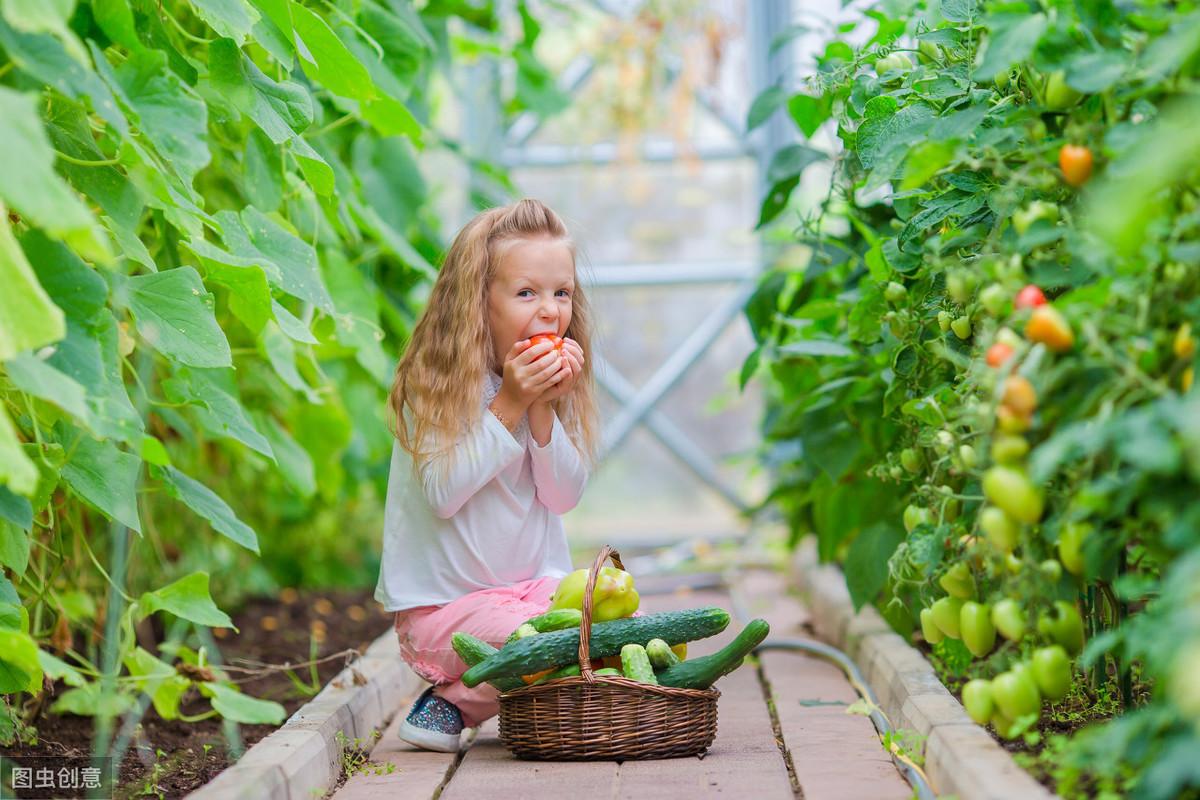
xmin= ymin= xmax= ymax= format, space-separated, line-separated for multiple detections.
xmin=393 ymin=576 xmax=561 ymax=728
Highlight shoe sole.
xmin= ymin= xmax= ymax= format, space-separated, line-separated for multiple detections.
xmin=397 ymin=719 xmax=462 ymax=753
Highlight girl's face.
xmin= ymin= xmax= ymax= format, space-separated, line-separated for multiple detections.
xmin=487 ymin=238 xmax=575 ymax=371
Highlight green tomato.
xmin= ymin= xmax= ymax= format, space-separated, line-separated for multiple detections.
xmin=1058 ymin=522 xmax=1089 ymax=576
xmin=990 ymin=434 xmax=1029 ymax=465
xmin=1039 ymin=559 xmax=1063 ymax=583
xmin=947 ymin=272 xmax=971 ymax=305
xmin=1038 ymin=601 xmax=1085 ymax=655
xmin=1168 ymin=641 xmax=1200 ymax=719
xmin=958 ymin=444 xmax=978 ymax=470
xmin=1004 ymin=552 xmax=1023 ymax=574
xmin=982 ymin=466 xmax=1044 ymax=523
xmin=938 ymin=310 xmax=953 ymax=332
xmin=889 ymin=465 xmax=904 ymax=479
xmin=991 ymin=598 xmax=1026 ymax=642
xmin=992 ymin=710 xmax=1019 ymax=739
xmin=917 ymin=40 xmax=941 ymax=64
xmin=900 ymin=448 xmax=923 ymax=473
xmin=1043 ymin=70 xmax=1082 ymax=111
xmin=931 ymin=596 xmax=965 ymax=639
xmin=1013 ymin=200 xmax=1060 ymax=236
xmin=951 ymin=315 xmax=973 ymax=340
xmin=991 ymin=669 xmax=1041 ymax=723
xmin=994 ymin=68 xmax=1010 ymax=90
xmin=904 ymin=504 xmax=934 ymax=533
xmin=1031 ymin=645 xmax=1072 ymax=702
xmin=885 ymin=281 xmax=908 ymax=304
xmin=979 ymin=283 xmax=1008 ymax=317
xmin=935 ymin=430 xmax=955 ymax=454
xmin=939 ymin=562 xmax=976 ymax=600
xmin=979 ymin=506 xmax=1019 ymax=553
xmin=960 ymin=601 xmax=997 ymax=657
xmin=920 ymin=607 xmax=945 ymax=645
xmin=962 ymin=679 xmax=995 ymax=724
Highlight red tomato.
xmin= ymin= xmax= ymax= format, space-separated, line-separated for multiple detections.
xmin=523 ymin=333 xmax=563 ymax=353
xmin=1014 ymin=285 xmax=1047 ymax=310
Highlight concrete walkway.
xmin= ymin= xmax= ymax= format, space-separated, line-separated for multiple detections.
xmin=333 ymin=569 xmax=911 ymax=800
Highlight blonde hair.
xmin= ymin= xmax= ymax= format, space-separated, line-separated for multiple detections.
xmin=388 ymin=199 xmax=601 ymax=479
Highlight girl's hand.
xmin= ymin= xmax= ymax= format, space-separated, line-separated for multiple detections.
xmin=535 ymin=338 xmax=583 ymax=404
xmin=498 ymin=338 xmax=567 ymax=409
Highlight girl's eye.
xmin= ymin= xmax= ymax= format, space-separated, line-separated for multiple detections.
xmin=557 ymin=289 xmax=571 ymax=298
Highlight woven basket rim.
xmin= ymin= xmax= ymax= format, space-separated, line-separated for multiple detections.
xmin=499 ymin=673 xmax=720 ymax=700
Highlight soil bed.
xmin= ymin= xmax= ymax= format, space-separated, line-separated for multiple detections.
xmin=2 ymin=587 xmax=392 ymax=799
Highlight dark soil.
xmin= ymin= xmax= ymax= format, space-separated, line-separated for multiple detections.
xmin=1 ymin=587 xmax=393 ymax=799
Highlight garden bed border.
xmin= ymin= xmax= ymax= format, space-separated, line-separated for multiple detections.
xmin=186 ymin=629 xmax=422 ymax=799
xmin=789 ymin=538 xmax=1058 ymax=800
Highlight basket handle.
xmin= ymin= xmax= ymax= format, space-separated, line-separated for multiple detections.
xmin=578 ymin=544 xmax=624 ymax=683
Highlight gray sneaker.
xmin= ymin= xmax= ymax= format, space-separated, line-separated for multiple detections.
xmin=397 ymin=687 xmax=463 ymax=752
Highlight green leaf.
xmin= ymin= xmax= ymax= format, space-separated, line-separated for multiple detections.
xmin=158 ymin=465 xmax=259 ymax=553
xmin=51 ymin=683 xmax=137 ymax=716
xmin=779 ymin=339 xmax=854 ymax=357
xmin=161 ymin=368 xmax=274 ymax=460
xmin=856 ymin=104 xmax=935 ymax=170
xmin=37 ymin=649 xmax=86 ymax=687
xmin=123 ymin=646 xmax=190 ymax=719
xmin=44 ymin=315 xmax=144 ymax=446
xmin=201 ymin=681 xmax=285 ymax=724
xmin=112 ymin=49 xmax=210 ymax=187
xmin=0 ymin=214 xmax=66 ymax=361
xmin=259 ymin=0 xmax=375 ymax=103
xmin=258 ymin=414 xmax=316 ymax=497
xmin=190 ymin=0 xmax=260 ymax=43
xmin=91 ymin=0 xmax=138 ymax=49
xmin=0 ymin=485 xmax=33 ymax=529
xmin=844 ymin=523 xmax=905 ymax=611
xmin=941 ymin=0 xmax=978 ymax=23
xmin=747 ymin=85 xmax=788 ymax=132
xmin=0 ymin=405 xmax=39 ymax=496
xmin=766 ymin=144 xmax=825 ymax=186
xmin=1065 ymin=49 xmax=1130 ymax=93
xmin=183 ymin=237 xmax=274 ymax=335
xmin=0 ymin=520 xmax=30 ymax=575
xmin=59 ymin=433 xmax=141 ymax=533
xmin=972 ymin=14 xmax=1047 ymax=82
xmin=216 ymin=208 xmax=334 ymax=313
xmin=787 ymin=92 xmax=831 ymax=138
xmin=0 ymin=628 xmax=42 ymax=694
xmin=137 ymin=572 xmax=234 ymax=629
xmin=127 ymin=267 xmax=233 ymax=368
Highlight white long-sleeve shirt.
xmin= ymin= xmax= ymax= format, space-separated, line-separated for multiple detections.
xmin=374 ymin=370 xmax=587 ymax=611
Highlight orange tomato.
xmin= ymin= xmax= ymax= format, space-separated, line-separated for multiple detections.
xmin=986 ymin=342 xmax=1015 ymax=368
xmin=1059 ymin=144 xmax=1094 ymax=187
xmin=1002 ymin=376 xmax=1037 ymax=416
xmin=1025 ymin=305 xmax=1075 ymax=352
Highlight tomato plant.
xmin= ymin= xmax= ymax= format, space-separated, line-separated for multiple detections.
xmin=746 ymin=0 xmax=1200 ymax=794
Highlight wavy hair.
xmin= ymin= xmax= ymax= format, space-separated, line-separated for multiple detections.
xmin=388 ymin=199 xmax=601 ymax=479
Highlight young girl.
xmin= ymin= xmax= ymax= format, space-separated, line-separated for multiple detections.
xmin=375 ymin=199 xmax=600 ymax=752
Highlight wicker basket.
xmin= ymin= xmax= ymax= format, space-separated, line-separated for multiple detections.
xmin=497 ymin=545 xmax=719 ymax=760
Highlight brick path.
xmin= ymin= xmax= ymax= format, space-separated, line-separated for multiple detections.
xmin=333 ymin=569 xmax=911 ymax=799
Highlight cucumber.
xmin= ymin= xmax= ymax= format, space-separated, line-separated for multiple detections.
xmin=461 ymin=607 xmax=731 ymax=688
xmin=593 ymin=668 xmax=621 ymax=677
xmin=655 ymin=619 xmax=770 ymax=690
xmin=449 ymin=632 xmax=525 ymax=692
xmin=620 ymin=644 xmax=658 ymax=684
xmin=504 ymin=608 xmax=583 ymax=644
xmin=646 ymin=638 xmax=680 ymax=669
xmin=514 ymin=623 xmax=538 ymax=639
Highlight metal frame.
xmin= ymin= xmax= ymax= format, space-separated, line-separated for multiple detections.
xmin=465 ymin=0 xmax=795 ymax=515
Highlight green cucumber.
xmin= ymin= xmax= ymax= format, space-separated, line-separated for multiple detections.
xmin=593 ymin=667 xmax=622 ymax=677
xmin=514 ymin=623 xmax=538 ymax=639
xmin=461 ymin=607 xmax=731 ymax=688
xmin=504 ymin=608 xmax=583 ymax=644
xmin=646 ymin=638 xmax=680 ymax=669
xmin=450 ymin=632 xmax=525 ymax=692
xmin=655 ymin=619 xmax=770 ymax=690
xmin=620 ymin=644 xmax=658 ymax=684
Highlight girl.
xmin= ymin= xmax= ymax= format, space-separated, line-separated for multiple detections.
xmin=375 ymin=199 xmax=601 ymax=752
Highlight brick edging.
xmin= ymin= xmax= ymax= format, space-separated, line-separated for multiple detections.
xmin=186 ymin=629 xmax=421 ymax=800
xmin=789 ymin=539 xmax=1058 ymax=800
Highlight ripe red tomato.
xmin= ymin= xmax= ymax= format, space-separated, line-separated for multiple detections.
xmin=986 ymin=342 xmax=1015 ymax=367
xmin=523 ymin=333 xmax=563 ymax=354
xmin=1059 ymin=145 xmax=1094 ymax=187
xmin=1014 ymin=284 xmax=1047 ymax=310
